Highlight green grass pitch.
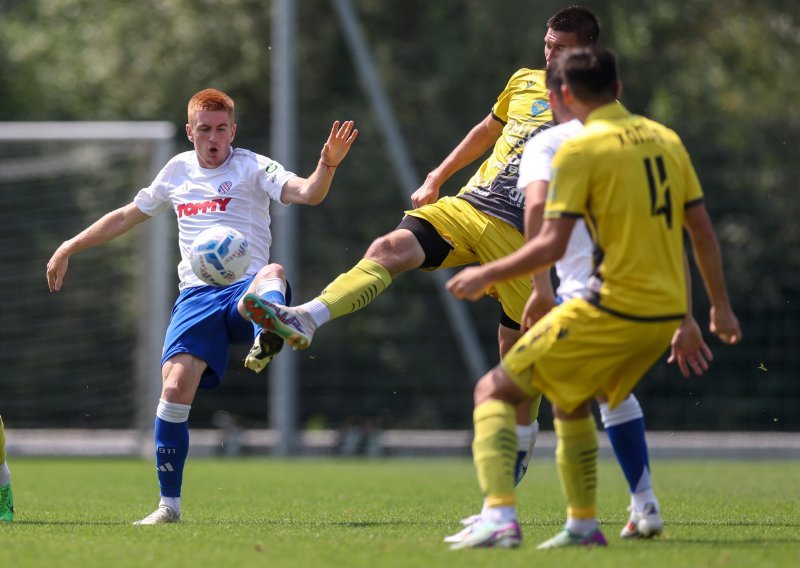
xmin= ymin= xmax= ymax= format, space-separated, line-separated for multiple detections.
xmin=2 ymin=457 xmax=798 ymax=567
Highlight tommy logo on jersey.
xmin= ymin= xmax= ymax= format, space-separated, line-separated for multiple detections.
xmin=217 ymin=181 xmax=233 ymax=195
xmin=176 ymin=197 xmax=232 ymax=218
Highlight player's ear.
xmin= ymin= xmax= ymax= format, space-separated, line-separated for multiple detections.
xmin=560 ymin=83 xmax=574 ymax=106
xmin=185 ymin=124 xmax=194 ymax=142
xmin=230 ymin=122 xmax=237 ymax=142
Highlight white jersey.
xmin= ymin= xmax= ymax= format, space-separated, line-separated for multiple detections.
xmin=518 ymin=118 xmax=593 ymax=299
xmin=135 ymin=148 xmax=296 ymax=289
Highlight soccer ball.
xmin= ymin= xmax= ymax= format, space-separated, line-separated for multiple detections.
xmin=188 ymin=226 xmax=251 ymax=286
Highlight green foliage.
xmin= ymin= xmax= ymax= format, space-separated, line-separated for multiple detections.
xmin=1 ymin=0 xmax=797 ymax=430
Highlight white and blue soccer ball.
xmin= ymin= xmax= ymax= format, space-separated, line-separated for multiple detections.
xmin=188 ymin=226 xmax=251 ymax=287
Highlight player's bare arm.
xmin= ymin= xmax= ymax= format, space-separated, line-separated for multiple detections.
xmin=46 ymin=202 xmax=150 ymax=292
xmin=517 ymin=178 xmax=557 ymax=329
xmin=684 ymin=202 xmax=742 ymax=344
xmin=523 ymin=179 xmax=549 ymax=240
xmin=280 ymin=120 xmax=358 ymax=205
xmin=411 ymin=113 xmax=503 ymax=208
xmin=447 ymin=216 xmax=575 ymax=301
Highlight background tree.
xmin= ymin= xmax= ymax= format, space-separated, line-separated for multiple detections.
xmin=1 ymin=0 xmax=797 ymax=431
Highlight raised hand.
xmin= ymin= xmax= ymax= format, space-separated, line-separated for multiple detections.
xmin=320 ymin=120 xmax=358 ymax=167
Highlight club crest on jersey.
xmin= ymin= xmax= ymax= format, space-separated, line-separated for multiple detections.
xmin=217 ymin=181 xmax=233 ymax=195
xmin=530 ymin=100 xmax=550 ymax=117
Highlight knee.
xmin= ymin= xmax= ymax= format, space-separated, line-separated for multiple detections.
xmin=473 ymin=371 xmax=499 ymax=406
xmin=474 ymin=366 xmax=529 ymax=408
xmin=364 ymin=231 xmax=422 ymax=273
xmin=255 ymin=263 xmax=285 ymax=281
xmin=160 ymin=380 xmax=185 ymax=404
xmin=364 ymin=233 xmax=397 ymax=260
xmin=160 ymin=356 xmax=202 ymax=404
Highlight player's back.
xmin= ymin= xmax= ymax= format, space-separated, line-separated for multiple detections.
xmin=549 ymin=103 xmax=704 ymax=320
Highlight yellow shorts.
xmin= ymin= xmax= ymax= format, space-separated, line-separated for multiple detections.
xmin=405 ymin=196 xmax=529 ymax=324
xmin=501 ymin=298 xmax=679 ymax=413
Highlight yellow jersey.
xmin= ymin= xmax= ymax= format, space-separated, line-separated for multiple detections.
xmin=458 ymin=68 xmax=553 ymax=232
xmin=546 ymin=103 xmax=704 ymax=320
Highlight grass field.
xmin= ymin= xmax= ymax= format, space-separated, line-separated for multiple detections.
xmin=1 ymin=457 xmax=798 ymax=567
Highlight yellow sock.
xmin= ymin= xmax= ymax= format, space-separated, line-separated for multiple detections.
xmin=0 ymin=415 xmax=6 ymax=464
xmin=318 ymin=259 xmax=392 ymax=320
xmin=473 ymin=400 xmax=517 ymax=507
xmin=554 ymin=415 xmax=598 ymax=520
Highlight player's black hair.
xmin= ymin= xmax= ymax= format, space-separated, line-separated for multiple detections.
xmin=547 ymin=6 xmax=600 ymax=46
xmin=558 ymin=47 xmax=618 ymax=103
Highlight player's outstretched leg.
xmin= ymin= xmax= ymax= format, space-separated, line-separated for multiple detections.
xmin=244 ymin=294 xmax=316 ymax=350
xmin=0 ymin=416 xmax=13 ymax=523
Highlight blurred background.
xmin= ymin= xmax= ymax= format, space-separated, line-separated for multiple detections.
xmin=1 ymin=0 xmax=798 ymax=454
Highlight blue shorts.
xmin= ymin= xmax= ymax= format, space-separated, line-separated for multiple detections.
xmin=161 ymin=277 xmax=292 ymax=389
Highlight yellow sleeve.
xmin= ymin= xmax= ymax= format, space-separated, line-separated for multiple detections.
xmin=491 ymin=69 xmax=526 ymax=124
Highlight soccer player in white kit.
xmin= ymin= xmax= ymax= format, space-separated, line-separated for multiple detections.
xmin=46 ymin=89 xmax=358 ymax=524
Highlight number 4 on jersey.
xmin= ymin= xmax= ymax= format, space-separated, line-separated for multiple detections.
xmin=644 ymin=156 xmax=673 ymax=229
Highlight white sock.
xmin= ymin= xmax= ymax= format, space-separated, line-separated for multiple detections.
xmin=156 ymin=399 xmax=191 ymax=423
xmin=599 ymin=394 xmax=643 ymax=428
xmin=566 ymin=517 xmax=598 ymax=534
xmin=300 ymin=299 xmax=331 ymax=328
xmin=482 ymin=505 xmax=517 ymax=524
xmin=631 ymin=488 xmax=658 ymax=512
xmin=0 ymin=462 xmax=10 ymax=486
xmin=516 ymin=424 xmax=532 ymax=452
xmin=160 ymin=496 xmax=181 ymax=514
xmin=255 ymin=278 xmax=286 ymax=299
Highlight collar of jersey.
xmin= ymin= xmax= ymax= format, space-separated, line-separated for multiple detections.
xmin=584 ymin=101 xmax=629 ymax=124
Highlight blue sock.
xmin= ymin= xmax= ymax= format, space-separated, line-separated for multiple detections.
xmin=255 ymin=279 xmax=286 ymax=306
xmin=513 ymin=451 xmax=527 ymax=486
xmin=606 ymin=416 xmax=650 ymax=493
xmin=261 ymin=290 xmax=285 ymax=305
xmin=154 ymin=403 xmax=190 ymax=498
